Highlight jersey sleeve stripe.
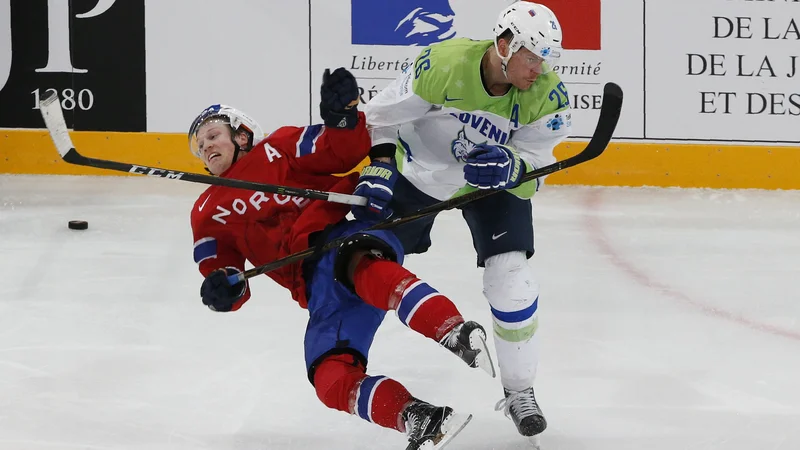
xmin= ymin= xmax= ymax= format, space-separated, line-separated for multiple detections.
xmin=296 ymin=124 xmax=324 ymax=157
xmin=193 ymin=237 xmax=218 ymax=264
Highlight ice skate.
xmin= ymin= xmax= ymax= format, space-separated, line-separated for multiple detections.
xmin=439 ymin=320 xmax=496 ymax=377
xmin=402 ymin=399 xmax=472 ymax=450
xmin=495 ymin=387 xmax=547 ymax=437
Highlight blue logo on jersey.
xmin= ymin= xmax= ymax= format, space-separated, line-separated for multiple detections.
xmin=351 ymin=0 xmax=456 ymax=46
xmin=451 ymin=128 xmax=479 ymax=162
xmin=547 ymin=114 xmax=565 ymax=131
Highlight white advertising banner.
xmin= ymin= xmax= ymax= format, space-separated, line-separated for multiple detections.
xmin=144 ymin=0 xmax=311 ymax=134
xmin=1 ymin=0 xmax=794 ymax=144
xmin=645 ymin=0 xmax=800 ymax=143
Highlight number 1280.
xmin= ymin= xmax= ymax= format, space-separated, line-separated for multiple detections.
xmin=32 ymin=88 xmax=95 ymax=111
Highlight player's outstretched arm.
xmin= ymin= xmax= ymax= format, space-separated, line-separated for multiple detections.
xmin=283 ymin=68 xmax=373 ymax=175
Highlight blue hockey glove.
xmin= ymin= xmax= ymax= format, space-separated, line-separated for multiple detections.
xmin=352 ymin=161 xmax=398 ymax=221
xmin=463 ymin=144 xmax=524 ymax=190
xmin=200 ymin=268 xmax=246 ymax=312
xmin=320 ymin=67 xmax=359 ymax=129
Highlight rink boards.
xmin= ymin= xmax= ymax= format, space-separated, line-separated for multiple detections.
xmin=3 ymin=0 xmax=799 ymax=189
xmin=2 ymin=130 xmax=798 ymax=190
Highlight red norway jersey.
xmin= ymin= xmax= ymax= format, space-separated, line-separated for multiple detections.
xmin=190 ymin=114 xmax=371 ymax=310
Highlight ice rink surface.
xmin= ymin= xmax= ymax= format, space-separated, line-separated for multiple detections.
xmin=1 ymin=174 xmax=799 ymax=450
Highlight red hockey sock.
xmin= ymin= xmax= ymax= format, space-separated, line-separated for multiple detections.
xmin=352 ymin=375 xmax=412 ymax=431
xmin=313 ymin=354 xmax=412 ymax=432
xmin=353 ymin=257 xmax=463 ymax=341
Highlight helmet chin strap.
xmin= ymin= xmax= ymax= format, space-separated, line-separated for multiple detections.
xmin=203 ymin=129 xmax=251 ymax=175
xmin=231 ymin=142 xmax=245 ymax=164
xmin=494 ymin=41 xmax=514 ymax=79
xmin=229 ymin=127 xmax=252 ymax=166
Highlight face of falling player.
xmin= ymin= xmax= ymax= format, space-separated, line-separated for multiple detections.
xmin=499 ymin=39 xmax=548 ymax=91
xmin=195 ymin=120 xmax=249 ymax=176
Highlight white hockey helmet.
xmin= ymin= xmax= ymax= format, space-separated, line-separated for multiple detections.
xmin=188 ymin=104 xmax=265 ymax=158
xmin=493 ymin=2 xmax=563 ymax=74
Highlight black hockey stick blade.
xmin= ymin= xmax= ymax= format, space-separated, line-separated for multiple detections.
xmin=37 ymin=91 xmax=367 ymax=206
xmin=229 ymin=82 xmax=624 ymax=284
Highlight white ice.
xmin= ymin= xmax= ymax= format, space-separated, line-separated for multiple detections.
xmin=1 ymin=174 xmax=799 ymax=450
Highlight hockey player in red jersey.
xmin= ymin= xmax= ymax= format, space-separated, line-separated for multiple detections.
xmin=189 ymin=68 xmax=494 ymax=450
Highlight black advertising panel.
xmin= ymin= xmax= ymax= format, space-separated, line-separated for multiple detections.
xmin=0 ymin=0 xmax=146 ymax=131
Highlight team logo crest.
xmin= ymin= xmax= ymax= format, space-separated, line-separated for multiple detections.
xmin=451 ymin=127 xmax=482 ymax=162
xmin=546 ymin=113 xmax=571 ymax=131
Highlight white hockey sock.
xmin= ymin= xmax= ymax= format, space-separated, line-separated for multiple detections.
xmin=483 ymin=251 xmax=540 ymax=392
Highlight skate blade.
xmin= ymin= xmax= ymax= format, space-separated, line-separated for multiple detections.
xmin=527 ymin=434 xmax=541 ymax=449
xmin=469 ymin=330 xmax=496 ymax=378
xmin=428 ymin=412 xmax=472 ymax=450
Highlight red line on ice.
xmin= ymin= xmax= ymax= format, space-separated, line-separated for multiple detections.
xmin=581 ymin=188 xmax=800 ymax=342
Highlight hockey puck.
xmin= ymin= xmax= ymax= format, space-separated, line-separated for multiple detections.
xmin=68 ymin=220 xmax=88 ymax=230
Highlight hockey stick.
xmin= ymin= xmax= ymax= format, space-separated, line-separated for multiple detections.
xmin=228 ymin=82 xmax=624 ymax=285
xmin=37 ymin=92 xmax=368 ymax=207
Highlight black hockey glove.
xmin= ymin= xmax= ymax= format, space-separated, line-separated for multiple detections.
xmin=200 ymin=268 xmax=246 ymax=312
xmin=320 ymin=67 xmax=359 ymax=129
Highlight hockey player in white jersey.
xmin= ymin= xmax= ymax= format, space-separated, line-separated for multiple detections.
xmin=352 ymin=1 xmax=572 ymax=441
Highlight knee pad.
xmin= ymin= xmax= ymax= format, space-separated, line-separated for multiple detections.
xmin=483 ymin=251 xmax=539 ymax=342
xmin=334 ymin=230 xmax=405 ymax=291
xmin=313 ymin=353 xmax=367 ymax=413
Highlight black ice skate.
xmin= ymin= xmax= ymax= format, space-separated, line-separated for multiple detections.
xmin=495 ymin=387 xmax=547 ymax=437
xmin=402 ymin=399 xmax=472 ymax=450
xmin=439 ymin=321 xmax=496 ymax=377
